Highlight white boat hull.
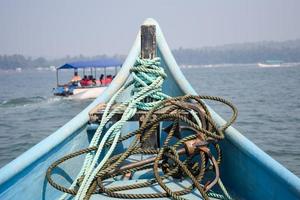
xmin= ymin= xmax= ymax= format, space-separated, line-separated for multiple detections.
xmin=72 ymin=87 xmax=107 ymax=99
xmin=258 ymin=63 xmax=281 ymax=67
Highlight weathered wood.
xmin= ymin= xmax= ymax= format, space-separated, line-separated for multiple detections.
xmin=89 ymin=103 xmax=190 ymax=123
xmin=140 ymin=25 xmax=159 ymax=149
xmin=141 ymin=25 xmax=156 ymax=59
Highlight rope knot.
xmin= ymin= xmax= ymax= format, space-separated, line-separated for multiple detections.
xmin=130 ymin=57 xmax=168 ymax=110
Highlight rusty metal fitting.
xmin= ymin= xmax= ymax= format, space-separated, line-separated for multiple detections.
xmin=184 ymin=138 xmax=208 ymax=156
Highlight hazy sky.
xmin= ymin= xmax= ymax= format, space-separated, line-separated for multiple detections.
xmin=0 ymin=0 xmax=299 ymax=58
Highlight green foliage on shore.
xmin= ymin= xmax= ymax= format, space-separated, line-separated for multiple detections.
xmin=0 ymin=55 xmax=46 ymax=69
xmin=1 ymin=39 xmax=300 ymax=69
xmin=173 ymin=39 xmax=300 ymax=65
xmin=0 ymin=54 xmax=125 ymax=70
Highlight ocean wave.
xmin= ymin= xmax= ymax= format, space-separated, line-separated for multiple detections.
xmin=0 ymin=96 xmax=59 ymax=107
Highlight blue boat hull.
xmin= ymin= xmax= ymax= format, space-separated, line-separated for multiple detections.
xmin=53 ymin=85 xmax=75 ymax=96
xmin=0 ymin=19 xmax=299 ymax=200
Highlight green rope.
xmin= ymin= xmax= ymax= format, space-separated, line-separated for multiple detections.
xmin=73 ymin=57 xmax=168 ymax=199
xmin=131 ymin=57 xmax=169 ymax=110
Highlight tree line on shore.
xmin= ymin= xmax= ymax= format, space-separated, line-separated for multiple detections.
xmin=173 ymin=39 xmax=300 ymax=65
xmin=0 ymin=54 xmax=125 ymax=70
xmin=1 ymin=39 xmax=300 ymax=70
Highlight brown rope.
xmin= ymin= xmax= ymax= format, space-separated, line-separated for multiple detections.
xmin=46 ymin=95 xmax=237 ymax=200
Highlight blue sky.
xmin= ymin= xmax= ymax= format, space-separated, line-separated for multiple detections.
xmin=0 ymin=0 xmax=299 ymax=58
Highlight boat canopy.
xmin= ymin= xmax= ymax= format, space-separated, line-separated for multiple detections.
xmin=58 ymin=58 xmax=122 ymax=70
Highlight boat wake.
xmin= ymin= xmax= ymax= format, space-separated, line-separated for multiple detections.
xmin=0 ymin=96 xmax=62 ymax=108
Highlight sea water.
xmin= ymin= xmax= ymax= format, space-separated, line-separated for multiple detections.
xmin=0 ymin=65 xmax=299 ymax=177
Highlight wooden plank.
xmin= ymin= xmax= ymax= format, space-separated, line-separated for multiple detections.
xmin=89 ymin=103 xmax=190 ymax=123
xmin=141 ymin=25 xmax=156 ymax=59
xmin=140 ymin=25 xmax=159 ymax=149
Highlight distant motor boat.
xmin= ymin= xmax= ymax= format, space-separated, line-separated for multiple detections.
xmin=53 ymin=59 xmax=122 ymax=99
xmin=49 ymin=66 xmax=56 ymax=71
xmin=257 ymin=60 xmax=283 ymax=68
xmin=15 ymin=67 xmax=22 ymax=72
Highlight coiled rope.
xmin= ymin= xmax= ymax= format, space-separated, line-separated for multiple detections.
xmin=59 ymin=57 xmax=168 ymax=200
xmin=47 ymin=58 xmax=238 ymax=200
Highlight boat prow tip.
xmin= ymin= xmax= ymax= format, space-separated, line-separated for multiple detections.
xmin=142 ymin=18 xmax=159 ymax=26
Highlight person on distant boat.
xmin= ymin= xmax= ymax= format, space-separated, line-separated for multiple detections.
xmin=102 ymin=75 xmax=113 ymax=85
xmin=70 ymin=71 xmax=81 ymax=83
xmin=106 ymin=75 xmax=113 ymax=84
xmin=80 ymin=75 xmax=88 ymax=86
xmin=92 ymin=78 xmax=97 ymax=85
xmin=86 ymin=75 xmax=93 ymax=86
xmin=99 ymin=74 xmax=104 ymax=85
